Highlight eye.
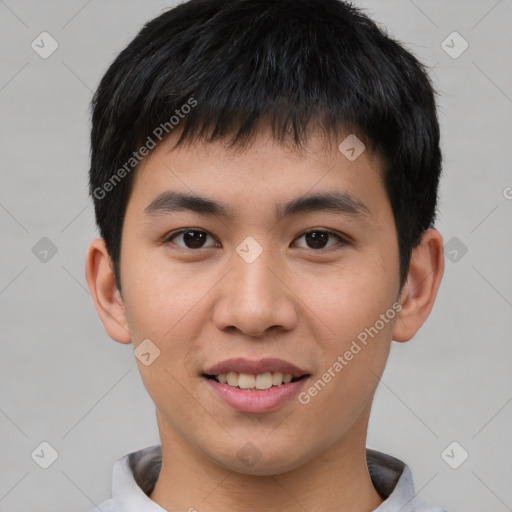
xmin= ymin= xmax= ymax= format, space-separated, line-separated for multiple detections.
xmin=165 ymin=229 xmax=219 ymax=249
xmin=292 ymin=229 xmax=346 ymax=250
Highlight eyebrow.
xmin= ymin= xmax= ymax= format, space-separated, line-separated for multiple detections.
xmin=144 ymin=190 xmax=370 ymax=221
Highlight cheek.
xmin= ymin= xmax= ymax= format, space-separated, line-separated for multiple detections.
xmin=296 ymin=313 xmax=395 ymax=431
xmin=120 ymin=260 xmax=218 ymax=409
xmin=300 ymin=255 xmax=399 ymax=345
xmin=292 ymin=250 xmax=398 ymax=407
xmin=121 ymin=253 xmax=210 ymax=340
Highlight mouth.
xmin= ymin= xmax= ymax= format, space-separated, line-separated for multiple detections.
xmin=201 ymin=357 xmax=311 ymax=410
xmin=202 ymin=371 xmax=309 ymax=391
xmin=202 ymin=357 xmax=310 ymax=391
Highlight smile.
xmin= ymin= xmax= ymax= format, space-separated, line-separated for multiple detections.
xmin=201 ymin=357 xmax=311 ymax=412
xmin=205 ymin=371 xmax=304 ymax=390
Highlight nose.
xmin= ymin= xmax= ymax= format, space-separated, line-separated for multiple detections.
xmin=212 ymin=244 xmax=298 ymax=338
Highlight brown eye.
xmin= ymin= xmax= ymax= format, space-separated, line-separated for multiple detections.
xmin=293 ymin=230 xmax=345 ymax=250
xmin=167 ymin=229 xmax=218 ymax=249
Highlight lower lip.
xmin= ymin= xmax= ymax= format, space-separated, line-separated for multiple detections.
xmin=204 ymin=376 xmax=309 ymax=413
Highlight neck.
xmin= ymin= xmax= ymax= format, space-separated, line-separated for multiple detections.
xmin=149 ymin=404 xmax=383 ymax=512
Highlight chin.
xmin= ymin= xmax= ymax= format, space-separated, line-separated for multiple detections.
xmin=207 ymin=441 xmax=313 ymax=477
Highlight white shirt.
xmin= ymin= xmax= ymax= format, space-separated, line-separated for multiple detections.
xmin=91 ymin=445 xmax=447 ymax=512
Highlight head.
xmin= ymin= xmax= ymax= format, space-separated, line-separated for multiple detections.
xmin=86 ymin=0 xmax=444 ymax=475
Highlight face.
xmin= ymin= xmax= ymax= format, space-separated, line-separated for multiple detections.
xmin=116 ymin=128 xmax=402 ymax=474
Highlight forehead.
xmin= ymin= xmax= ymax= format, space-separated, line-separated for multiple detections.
xmin=127 ymin=127 xmax=387 ymax=221
xmin=133 ymin=125 xmax=383 ymax=178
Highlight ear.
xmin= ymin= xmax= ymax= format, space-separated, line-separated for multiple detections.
xmin=85 ymin=238 xmax=132 ymax=344
xmin=392 ymin=229 xmax=444 ymax=343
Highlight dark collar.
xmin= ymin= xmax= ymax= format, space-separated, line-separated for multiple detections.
xmin=129 ymin=445 xmax=405 ymax=499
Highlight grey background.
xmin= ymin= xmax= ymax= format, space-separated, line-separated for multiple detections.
xmin=1 ymin=0 xmax=511 ymax=511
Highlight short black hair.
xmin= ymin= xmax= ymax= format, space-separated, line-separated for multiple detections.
xmin=89 ymin=0 xmax=442 ymax=292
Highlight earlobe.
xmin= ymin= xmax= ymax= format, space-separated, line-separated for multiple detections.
xmin=392 ymin=229 xmax=445 ymax=343
xmin=85 ymin=238 xmax=132 ymax=344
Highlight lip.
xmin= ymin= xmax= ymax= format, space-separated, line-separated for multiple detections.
xmin=202 ymin=358 xmax=311 ymax=413
xmin=202 ymin=357 xmax=309 ymax=379
xmin=204 ymin=375 xmax=310 ymax=413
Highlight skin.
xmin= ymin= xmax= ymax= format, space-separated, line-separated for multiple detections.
xmin=86 ymin=126 xmax=444 ymax=512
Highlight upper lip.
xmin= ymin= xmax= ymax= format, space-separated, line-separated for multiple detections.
xmin=203 ymin=358 xmax=310 ymax=379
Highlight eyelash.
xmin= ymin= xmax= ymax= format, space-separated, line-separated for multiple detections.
xmin=163 ymin=228 xmax=349 ymax=252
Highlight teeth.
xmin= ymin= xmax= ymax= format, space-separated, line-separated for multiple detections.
xmin=272 ymin=372 xmax=283 ymax=385
xmin=255 ymin=372 xmax=273 ymax=390
xmin=214 ymin=371 xmax=296 ymax=389
xmin=226 ymin=372 xmax=238 ymax=386
xmin=238 ymin=372 xmax=256 ymax=389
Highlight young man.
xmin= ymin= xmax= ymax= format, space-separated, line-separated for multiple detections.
xmin=85 ymin=0 xmax=446 ymax=510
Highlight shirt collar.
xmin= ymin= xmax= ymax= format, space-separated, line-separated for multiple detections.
xmin=111 ymin=447 xmax=165 ymax=512
xmin=108 ymin=445 xmax=426 ymax=512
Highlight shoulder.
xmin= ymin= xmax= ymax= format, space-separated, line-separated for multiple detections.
xmin=413 ymin=501 xmax=448 ymax=512
xmin=366 ymin=449 xmax=448 ymax=512
xmin=90 ymin=499 xmax=116 ymax=512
